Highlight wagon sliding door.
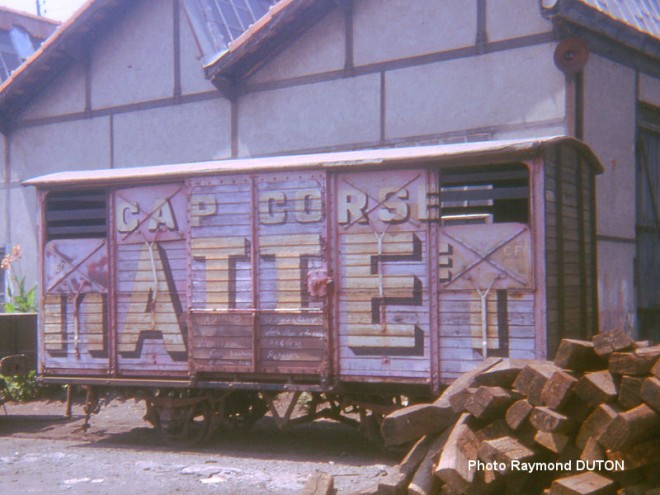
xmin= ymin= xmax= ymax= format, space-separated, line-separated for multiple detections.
xmin=335 ymin=169 xmax=432 ymax=383
xmin=114 ymin=184 xmax=189 ymax=377
xmin=189 ymin=172 xmax=328 ymax=378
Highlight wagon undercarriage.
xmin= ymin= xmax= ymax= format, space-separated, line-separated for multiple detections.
xmin=81 ymin=385 xmax=414 ymax=447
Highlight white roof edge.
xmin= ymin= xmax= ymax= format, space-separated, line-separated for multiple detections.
xmin=24 ymin=136 xmax=600 ymax=188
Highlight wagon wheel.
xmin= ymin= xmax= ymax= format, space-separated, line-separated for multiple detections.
xmin=157 ymin=399 xmax=213 ymax=448
xmin=225 ymin=391 xmax=268 ymax=430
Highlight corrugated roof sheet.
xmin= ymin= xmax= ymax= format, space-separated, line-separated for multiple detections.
xmin=576 ymin=0 xmax=660 ymax=39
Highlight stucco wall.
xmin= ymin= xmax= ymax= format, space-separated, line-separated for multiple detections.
xmin=583 ymin=54 xmax=638 ymax=332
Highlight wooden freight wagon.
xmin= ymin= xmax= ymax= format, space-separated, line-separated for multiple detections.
xmin=26 ymin=136 xmax=602 ymax=444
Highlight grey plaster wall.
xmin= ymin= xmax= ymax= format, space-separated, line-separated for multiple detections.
xmin=112 ymin=98 xmax=231 ymax=167
xmin=583 ymin=54 xmax=637 ymax=332
xmin=238 ymin=74 xmax=381 ymax=156
xmin=384 ymin=43 xmax=565 ymax=140
xmin=486 ymin=0 xmax=552 ymax=42
xmin=19 ymin=64 xmax=86 ymax=121
xmin=91 ymin=0 xmax=174 ymax=109
xmin=11 ymin=117 xmax=112 ymax=181
xmin=353 ymin=0 xmax=477 ymax=66
xmin=248 ymin=9 xmax=345 ymax=85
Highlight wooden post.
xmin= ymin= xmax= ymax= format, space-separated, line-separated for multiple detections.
xmin=64 ymin=384 xmax=73 ymax=418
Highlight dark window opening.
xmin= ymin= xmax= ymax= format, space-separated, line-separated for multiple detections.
xmin=439 ymin=163 xmax=529 ymax=225
xmin=46 ymin=190 xmax=107 ymax=240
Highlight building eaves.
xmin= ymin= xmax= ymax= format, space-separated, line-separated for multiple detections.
xmin=543 ymin=0 xmax=660 ymax=60
xmin=0 ymin=6 xmax=59 ymax=40
xmin=0 ymin=0 xmax=131 ymax=127
xmin=204 ymin=0 xmax=333 ymax=84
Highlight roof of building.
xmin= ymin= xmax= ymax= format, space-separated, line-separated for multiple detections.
xmin=0 ymin=0 xmax=275 ymax=123
xmin=0 ymin=0 xmax=658 ymax=124
xmin=205 ymin=0 xmax=660 ymax=82
xmin=24 ymin=136 xmax=603 ymax=188
xmin=0 ymin=6 xmax=58 ymax=82
xmin=574 ymin=0 xmax=660 ymax=40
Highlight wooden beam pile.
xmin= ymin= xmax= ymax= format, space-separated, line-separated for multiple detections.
xmin=353 ymin=332 xmax=660 ymax=495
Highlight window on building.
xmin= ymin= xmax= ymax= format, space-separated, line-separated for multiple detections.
xmin=439 ymin=163 xmax=529 ymax=225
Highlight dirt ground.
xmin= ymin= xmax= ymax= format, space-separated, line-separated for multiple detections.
xmin=0 ymin=395 xmax=399 ymax=494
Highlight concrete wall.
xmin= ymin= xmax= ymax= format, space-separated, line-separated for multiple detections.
xmin=583 ymin=54 xmax=638 ymax=332
xmin=242 ymin=0 xmax=564 ymax=157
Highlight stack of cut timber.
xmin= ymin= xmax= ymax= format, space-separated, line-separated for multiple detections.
xmin=354 ymin=331 xmax=660 ymax=495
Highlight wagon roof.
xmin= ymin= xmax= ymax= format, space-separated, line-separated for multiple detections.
xmin=24 ymin=136 xmax=603 ymax=188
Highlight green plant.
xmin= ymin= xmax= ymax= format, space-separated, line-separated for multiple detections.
xmin=3 ymin=371 xmax=41 ymax=402
xmin=1 ymin=371 xmax=64 ymax=402
xmin=2 ymin=245 xmax=37 ymax=313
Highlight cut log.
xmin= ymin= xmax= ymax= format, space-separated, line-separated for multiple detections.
xmin=399 ymin=434 xmax=438 ymax=480
xmin=574 ymin=370 xmax=617 ymax=407
xmin=598 ymin=403 xmax=659 ymax=451
xmin=554 ymin=339 xmax=604 ymax=372
xmin=434 ymin=413 xmax=479 ymax=494
xmin=609 ymin=345 xmax=660 ymax=375
xmin=534 ymin=431 xmax=570 ymax=453
xmin=474 ymin=359 xmax=534 ymax=388
xmin=592 ymin=330 xmax=634 ymax=357
xmin=477 ymin=436 xmax=536 ymax=470
xmin=377 ymin=469 xmax=408 ymax=495
xmin=550 ymin=471 xmax=615 ymax=495
xmin=615 ymin=485 xmax=654 ymax=495
xmin=606 ymin=438 xmax=660 ymax=470
xmin=617 ymin=376 xmax=644 ymax=410
xmin=541 ymin=370 xmax=578 ymax=410
xmin=381 ymin=403 xmax=454 ymax=446
xmin=562 ymin=395 xmax=593 ymax=424
xmin=575 ymin=403 xmax=621 ymax=449
xmin=299 ymin=471 xmax=334 ymax=495
xmin=529 ymin=407 xmax=575 ymax=434
xmin=652 ymin=358 xmax=660 ymax=379
xmin=640 ymin=376 xmax=660 ymax=412
xmin=505 ymin=399 xmax=534 ymax=431
xmin=433 ymin=358 xmax=504 ymax=410
xmin=513 ymin=363 xmax=559 ymax=405
xmin=473 ymin=418 xmax=512 ymax=443
xmin=579 ymin=437 xmax=605 ymax=462
xmin=464 ymin=386 xmax=517 ymax=420
xmin=449 ymin=387 xmax=477 ymax=414
xmin=407 ymin=429 xmax=450 ymax=495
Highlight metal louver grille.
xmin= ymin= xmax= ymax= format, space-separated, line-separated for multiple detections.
xmin=46 ymin=190 xmax=107 ymax=240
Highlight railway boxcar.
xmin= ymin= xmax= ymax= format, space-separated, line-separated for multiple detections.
xmin=26 ymin=136 xmax=602 ymax=444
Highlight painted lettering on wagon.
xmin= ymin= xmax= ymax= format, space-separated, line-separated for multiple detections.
xmin=337 ymin=184 xmax=439 ymax=225
xmin=116 ymin=197 xmax=178 ymax=233
xmin=192 ymin=234 xmax=322 ymax=310
xmin=344 ymin=232 xmax=424 ymax=356
xmin=190 ymin=190 xmax=323 ymax=227
xmin=43 ymin=293 xmax=107 ymax=358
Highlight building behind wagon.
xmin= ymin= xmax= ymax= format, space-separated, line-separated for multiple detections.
xmin=0 ymin=0 xmax=657 ymax=344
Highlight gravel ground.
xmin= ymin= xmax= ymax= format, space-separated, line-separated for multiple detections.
xmin=0 ymin=396 xmax=399 ymax=494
